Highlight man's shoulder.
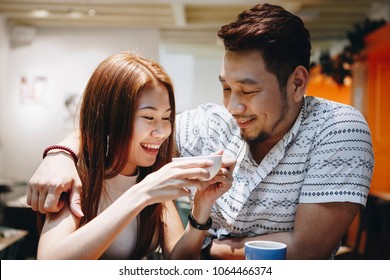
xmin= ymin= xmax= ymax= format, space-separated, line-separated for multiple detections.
xmin=176 ymin=103 xmax=236 ymax=131
xmin=304 ymin=96 xmax=367 ymax=124
xmin=301 ymin=96 xmax=372 ymax=150
xmin=177 ymin=103 xmax=229 ymax=119
xmin=175 ymin=103 xmax=242 ymax=154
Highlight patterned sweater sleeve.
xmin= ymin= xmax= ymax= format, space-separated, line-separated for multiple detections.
xmin=175 ymin=103 xmax=240 ymax=158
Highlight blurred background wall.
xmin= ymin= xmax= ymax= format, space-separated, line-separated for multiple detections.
xmin=0 ymin=0 xmax=388 ymax=185
xmin=0 ymin=23 xmax=224 ymax=182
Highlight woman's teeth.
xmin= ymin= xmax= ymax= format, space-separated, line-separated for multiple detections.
xmin=141 ymin=143 xmax=160 ymax=151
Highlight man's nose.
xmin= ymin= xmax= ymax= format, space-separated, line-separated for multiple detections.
xmin=226 ymin=93 xmax=246 ymax=115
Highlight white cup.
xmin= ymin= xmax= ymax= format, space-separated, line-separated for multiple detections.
xmin=172 ymin=155 xmax=222 ymax=181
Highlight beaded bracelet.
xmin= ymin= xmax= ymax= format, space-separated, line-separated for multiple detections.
xmin=43 ymin=145 xmax=78 ymax=165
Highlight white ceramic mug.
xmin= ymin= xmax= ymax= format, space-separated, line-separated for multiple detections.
xmin=172 ymin=155 xmax=222 ymax=181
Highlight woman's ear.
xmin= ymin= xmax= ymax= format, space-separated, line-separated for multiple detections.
xmin=290 ymin=66 xmax=309 ymax=102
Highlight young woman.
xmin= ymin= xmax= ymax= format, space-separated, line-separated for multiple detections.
xmin=36 ymin=51 xmax=233 ymax=260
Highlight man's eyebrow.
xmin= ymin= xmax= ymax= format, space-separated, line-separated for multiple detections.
xmin=238 ymin=78 xmax=258 ymax=85
xmin=218 ymin=75 xmax=258 ymax=85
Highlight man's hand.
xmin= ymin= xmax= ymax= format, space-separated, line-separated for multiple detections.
xmin=194 ymin=150 xmax=236 ymax=205
xmin=27 ymin=152 xmax=84 ymax=217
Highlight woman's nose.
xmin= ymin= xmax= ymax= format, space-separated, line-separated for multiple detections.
xmin=151 ymin=122 xmax=171 ymax=139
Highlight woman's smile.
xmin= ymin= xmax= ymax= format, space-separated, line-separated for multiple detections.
xmin=140 ymin=142 xmax=161 ymax=156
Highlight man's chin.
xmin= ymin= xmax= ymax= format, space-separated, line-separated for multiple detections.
xmin=241 ymin=133 xmax=256 ymax=143
xmin=241 ymin=132 xmax=269 ymax=144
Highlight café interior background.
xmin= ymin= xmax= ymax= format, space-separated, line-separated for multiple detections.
xmin=0 ymin=0 xmax=388 ymax=184
xmin=1 ymin=1 xmax=390 ymax=260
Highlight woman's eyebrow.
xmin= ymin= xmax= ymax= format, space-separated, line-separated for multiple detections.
xmin=138 ymin=106 xmax=171 ymax=112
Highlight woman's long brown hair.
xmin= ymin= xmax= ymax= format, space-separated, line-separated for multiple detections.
xmin=77 ymin=50 xmax=176 ymax=259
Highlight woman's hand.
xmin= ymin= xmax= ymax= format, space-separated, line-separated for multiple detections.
xmin=163 ymin=152 xmax=236 ymax=260
xmin=134 ymin=159 xmax=215 ymax=205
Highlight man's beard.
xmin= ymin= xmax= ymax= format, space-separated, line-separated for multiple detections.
xmin=241 ymin=94 xmax=288 ymax=145
xmin=243 ymin=131 xmax=270 ymax=145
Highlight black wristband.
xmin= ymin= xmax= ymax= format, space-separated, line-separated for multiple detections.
xmin=188 ymin=211 xmax=212 ymax=230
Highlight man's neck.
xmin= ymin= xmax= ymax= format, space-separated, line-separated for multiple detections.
xmin=249 ymin=139 xmax=278 ymax=165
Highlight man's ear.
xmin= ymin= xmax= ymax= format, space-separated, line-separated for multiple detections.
xmin=290 ymin=66 xmax=309 ymax=102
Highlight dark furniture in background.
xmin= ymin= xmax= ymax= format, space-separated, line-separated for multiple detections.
xmin=0 ymin=181 xmax=38 ymax=260
xmin=353 ymin=192 xmax=390 ymax=259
